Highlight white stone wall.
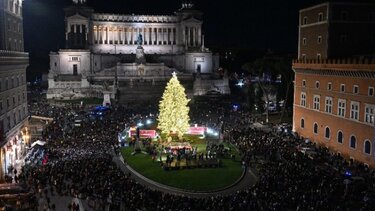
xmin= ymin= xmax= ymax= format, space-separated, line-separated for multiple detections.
xmin=184 ymin=52 xmax=214 ymax=74
xmin=51 ymin=50 xmax=91 ymax=76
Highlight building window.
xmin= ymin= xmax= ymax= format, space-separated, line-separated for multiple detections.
xmin=338 ymin=99 xmax=346 ymax=117
xmin=325 ymin=97 xmax=333 ymax=113
xmin=337 ymin=131 xmax=343 ymax=144
xmin=317 ymin=54 xmax=321 ymax=60
xmin=364 ymin=140 xmax=371 ymax=155
xmin=340 ymin=84 xmax=345 ymax=92
xmin=313 ymin=123 xmax=318 ymax=134
xmin=303 ymin=16 xmax=307 ymax=25
xmin=350 ymin=135 xmax=356 ymax=149
xmin=318 ymin=13 xmax=323 ymax=22
xmin=302 ymin=80 xmax=306 ymax=87
xmin=313 ymin=95 xmax=320 ymax=110
xmin=353 ymin=85 xmax=359 ymax=94
xmin=350 ymin=101 xmax=359 ymax=121
xmin=301 ymin=118 xmax=305 ymax=128
xmin=368 ymin=87 xmax=374 ymax=96
xmin=327 ymin=82 xmax=332 ymax=91
xmin=315 ymin=81 xmax=320 ymax=89
xmin=317 ymin=36 xmax=322 ymax=44
xmin=0 ymin=101 xmax=2 ymax=113
xmin=341 ymin=11 xmax=348 ymax=21
xmin=303 ymin=38 xmax=307 ymax=45
xmin=365 ymin=104 xmax=375 ymax=124
xmin=5 ymin=79 xmax=8 ymax=90
xmin=71 ymin=56 xmax=79 ymax=62
xmin=325 ymin=127 xmax=330 ymax=139
xmin=300 ymin=92 xmax=306 ymax=107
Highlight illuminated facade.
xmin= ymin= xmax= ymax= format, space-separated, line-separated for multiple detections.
xmin=293 ymin=1 xmax=375 ymax=167
xmin=47 ymin=1 xmax=230 ymax=102
xmin=0 ymin=0 xmax=29 ymax=181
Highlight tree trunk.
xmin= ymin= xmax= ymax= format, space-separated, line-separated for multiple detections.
xmin=279 ymin=81 xmax=292 ymax=124
xmin=257 ymin=80 xmax=269 ymax=123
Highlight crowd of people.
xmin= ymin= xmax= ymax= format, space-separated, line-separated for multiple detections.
xmin=11 ymin=97 xmax=375 ymax=210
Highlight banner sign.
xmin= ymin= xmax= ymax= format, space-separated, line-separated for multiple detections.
xmin=187 ymin=127 xmax=206 ymax=135
xmin=129 ymin=129 xmax=156 ymax=138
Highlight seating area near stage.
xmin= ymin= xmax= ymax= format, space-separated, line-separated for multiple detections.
xmin=162 ymin=158 xmax=221 ymax=170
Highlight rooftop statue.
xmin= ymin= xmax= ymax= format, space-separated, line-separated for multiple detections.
xmin=137 ymin=34 xmax=143 ymax=46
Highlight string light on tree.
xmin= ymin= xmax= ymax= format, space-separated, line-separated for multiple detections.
xmin=158 ymin=72 xmax=190 ymax=139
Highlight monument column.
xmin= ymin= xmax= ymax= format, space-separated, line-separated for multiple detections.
xmin=151 ymin=27 xmax=155 ymax=45
xmin=198 ymin=27 xmax=201 ymax=46
xmin=66 ymin=23 xmax=71 ymax=41
xmin=85 ymin=24 xmax=88 ymax=43
xmin=100 ymin=27 xmax=104 ymax=44
xmin=193 ymin=27 xmax=196 ymax=46
xmin=128 ymin=27 xmax=132 ymax=45
xmin=133 ymin=28 xmax=138 ymax=45
xmin=105 ymin=26 xmax=109 ymax=44
xmin=93 ymin=26 xmax=97 ymax=44
xmin=187 ymin=27 xmax=191 ymax=46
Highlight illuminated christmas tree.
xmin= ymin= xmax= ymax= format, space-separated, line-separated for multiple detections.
xmin=158 ymin=72 xmax=190 ymax=139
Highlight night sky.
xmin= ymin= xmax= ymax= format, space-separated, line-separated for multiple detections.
xmin=22 ymin=0 xmax=322 ymax=75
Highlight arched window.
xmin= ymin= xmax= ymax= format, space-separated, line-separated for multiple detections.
xmin=301 ymin=118 xmax=305 ymax=128
xmin=350 ymin=135 xmax=356 ymax=149
xmin=364 ymin=140 xmax=371 ymax=155
xmin=325 ymin=127 xmax=330 ymax=139
xmin=313 ymin=123 xmax=318 ymax=134
xmin=337 ymin=131 xmax=343 ymax=144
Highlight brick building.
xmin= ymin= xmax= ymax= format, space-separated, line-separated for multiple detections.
xmin=293 ymin=1 xmax=375 ymax=167
xmin=0 ymin=0 xmax=29 ymax=181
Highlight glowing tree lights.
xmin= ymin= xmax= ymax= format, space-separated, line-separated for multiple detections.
xmin=158 ymin=72 xmax=190 ymax=139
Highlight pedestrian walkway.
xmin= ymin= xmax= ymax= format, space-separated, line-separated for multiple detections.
xmin=112 ymin=154 xmax=258 ymax=198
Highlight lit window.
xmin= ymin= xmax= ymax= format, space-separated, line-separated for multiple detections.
xmin=325 ymin=97 xmax=333 ymax=113
xmin=365 ymin=104 xmax=374 ymax=124
xmin=350 ymin=101 xmax=359 ymax=121
xmin=313 ymin=95 xmax=320 ymax=110
xmin=338 ymin=99 xmax=346 ymax=117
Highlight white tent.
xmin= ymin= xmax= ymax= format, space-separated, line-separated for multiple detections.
xmin=31 ymin=140 xmax=46 ymax=148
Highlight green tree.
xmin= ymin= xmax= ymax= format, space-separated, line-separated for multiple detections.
xmin=242 ymin=56 xmax=293 ymax=123
xmin=158 ymin=72 xmax=190 ymax=139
